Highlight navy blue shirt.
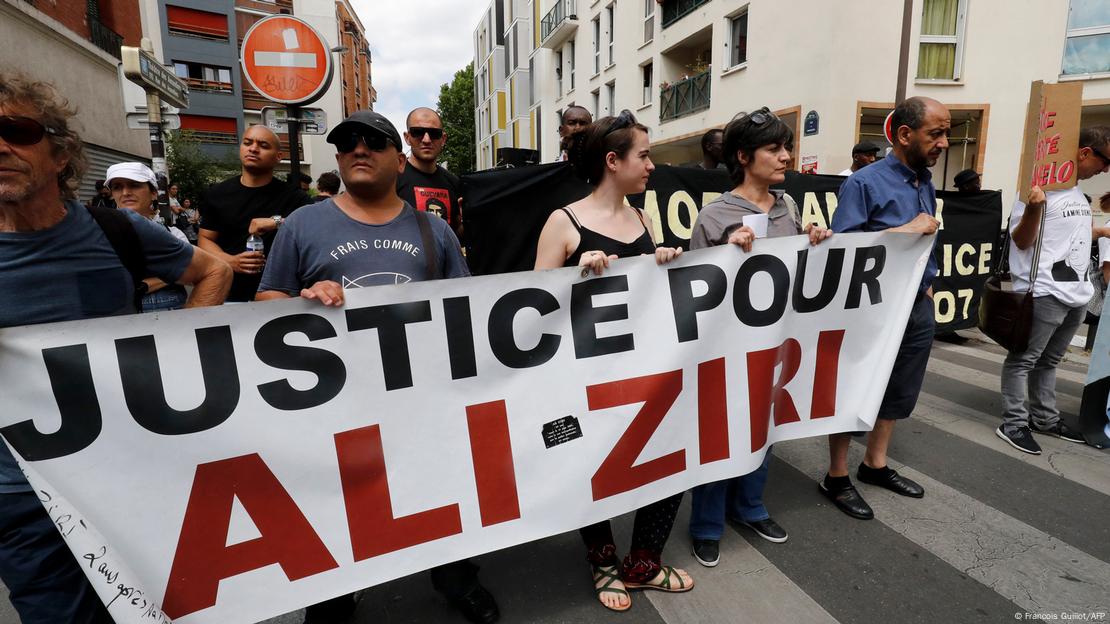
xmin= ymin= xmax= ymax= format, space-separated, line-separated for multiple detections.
xmin=831 ymin=153 xmax=938 ymax=293
xmin=0 ymin=200 xmax=194 ymax=493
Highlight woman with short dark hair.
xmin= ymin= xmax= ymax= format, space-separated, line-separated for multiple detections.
xmin=535 ymin=111 xmax=692 ymax=612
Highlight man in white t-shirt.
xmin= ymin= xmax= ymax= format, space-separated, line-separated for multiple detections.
xmin=998 ymin=126 xmax=1110 ymax=455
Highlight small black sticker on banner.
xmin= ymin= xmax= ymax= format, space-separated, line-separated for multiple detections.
xmin=542 ymin=416 xmax=583 ymax=449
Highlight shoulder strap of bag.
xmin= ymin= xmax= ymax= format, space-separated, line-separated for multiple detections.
xmin=997 ymin=201 xmax=1047 ymax=293
xmin=87 ymin=205 xmax=147 ymax=310
xmin=414 ymin=209 xmax=441 ymax=280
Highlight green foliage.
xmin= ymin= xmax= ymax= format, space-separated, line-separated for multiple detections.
xmin=437 ymin=63 xmax=476 ymax=175
xmin=165 ymin=130 xmax=240 ymax=206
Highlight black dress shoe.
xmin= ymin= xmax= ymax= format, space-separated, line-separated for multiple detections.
xmin=818 ymin=480 xmax=874 ymax=520
xmin=856 ymin=464 xmax=925 ymax=498
xmin=449 ymin=584 xmax=500 ymax=624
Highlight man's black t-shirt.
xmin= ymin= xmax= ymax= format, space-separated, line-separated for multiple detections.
xmin=200 ymin=176 xmax=311 ymax=301
xmin=396 ymin=163 xmax=462 ymax=231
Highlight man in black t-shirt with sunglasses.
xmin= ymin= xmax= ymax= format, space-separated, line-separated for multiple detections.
xmin=396 ymin=107 xmax=464 ymax=242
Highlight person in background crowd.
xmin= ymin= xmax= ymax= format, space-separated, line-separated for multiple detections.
xmin=954 ymin=168 xmax=982 ymax=193
xmin=88 ymin=178 xmax=114 ymax=209
xmin=168 ymin=182 xmax=182 ymax=210
xmin=696 ymin=128 xmax=725 ymax=170
xmin=198 ymin=124 xmax=312 ymax=302
xmin=294 ymin=172 xmax=312 ymax=193
xmin=557 ymin=105 xmax=593 ymax=162
xmin=315 ymin=170 xmax=340 ymax=201
xmin=107 ymin=162 xmax=192 ymax=311
xmin=168 ymin=182 xmax=197 ymax=242
xmin=687 ymin=107 xmax=833 ymax=567
xmin=257 ymin=110 xmax=500 ymax=624
xmin=838 ymin=141 xmax=881 ymax=176
xmin=397 ymin=107 xmax=463 ymax=238
xmin=999 ymin=127 xmax=1110 ymax=454
xmin=0 ymin=72 xmax=230 ymax=624
xmin=535 ymin=110 xmax=692 ymax=613
xmin=1091 ymin=192 xmax=1110 ymax=352
xmin=823 ymin=96 xmax=949 ymax=519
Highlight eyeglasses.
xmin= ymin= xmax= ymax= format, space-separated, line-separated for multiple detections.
xmin=603 ymin=109 xmax=635 ymax=136
xmin=409 ymin=127 xmax=444 ymax=141
xmin=333 ymin=130 xmax=393 ymax=154
xmin=0 ymin=116 xmax=58 ymax=146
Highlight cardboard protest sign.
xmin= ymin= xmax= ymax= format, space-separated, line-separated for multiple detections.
xmin=1016 ymin=80 xmax=1084 ymax=200
xmin=0 ymin=235 xmax=932 ymax=623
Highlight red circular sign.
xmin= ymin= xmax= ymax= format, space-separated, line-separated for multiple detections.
xmin=241 ymin=16 xmax=333 ymax=105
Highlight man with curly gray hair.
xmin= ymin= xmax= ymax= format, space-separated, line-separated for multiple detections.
xmin=0 ymin=72 xmax=232 ymax=622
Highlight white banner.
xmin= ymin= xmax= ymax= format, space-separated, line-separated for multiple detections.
xmin=0 ymin=232 xmax=932 ymax=623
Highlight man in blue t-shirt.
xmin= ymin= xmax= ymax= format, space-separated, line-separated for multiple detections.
xmin=257 ymin=111 xmax=497 ymax=624
xmin=0 ymin=73 xmax=232 ymax=623
xmin=821 ymin=96 xmax=948 ymax=521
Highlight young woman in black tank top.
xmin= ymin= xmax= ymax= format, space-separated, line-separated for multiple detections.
xmin=534 ymin=112 xmax=691 ymax=612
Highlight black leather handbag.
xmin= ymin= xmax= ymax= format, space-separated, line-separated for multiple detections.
xmin=978 ymin=207 xmax=1044 ymax=353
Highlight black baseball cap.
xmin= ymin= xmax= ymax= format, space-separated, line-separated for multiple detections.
xmin=852 ymin=141 xmax=881 ymax=155
xmin=326 ymin=110 xmax=403 ymax=151
xmin=954 ymin=168 xmax=980 ymax=187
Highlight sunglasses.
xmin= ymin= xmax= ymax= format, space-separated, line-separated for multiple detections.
xmin=333 ymin=130 xmax=394 ymax=154
xmin=603 ymin=109 xmax=636 ymax=136
xmin=409 ymin=127 xmax=444 ymax=141
xmin=744 ymin=106 xmax=777 ymax=127
xmin=0 ymin=116 xmax=58 ymax=146
xmin=1090 ymin=146 xmax=1110 ymax=168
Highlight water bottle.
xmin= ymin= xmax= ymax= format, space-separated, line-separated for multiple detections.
xmin=246 ymin=234 xmax=264 ymax=254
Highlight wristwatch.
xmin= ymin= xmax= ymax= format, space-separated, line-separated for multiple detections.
xmin=271 ymin=215 xmax=284 ymax=226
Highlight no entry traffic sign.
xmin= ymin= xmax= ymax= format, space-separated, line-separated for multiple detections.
xmin=241 ymin=15 xmax=333 ymax=105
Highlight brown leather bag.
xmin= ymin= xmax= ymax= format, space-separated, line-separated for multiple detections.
xmin=977 ymin=208 xmax=1044 ymax=353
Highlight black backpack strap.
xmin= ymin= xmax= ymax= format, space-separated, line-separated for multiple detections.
xmin=414 ymin=209 xmax=441 ymax=280
xmin=87 ymin=205 xmax=148 ymax=310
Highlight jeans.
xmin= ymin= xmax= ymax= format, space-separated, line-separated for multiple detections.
xmin=141 ymin=285 xmax=188 ymax=312
xmin=1001 ymin=294 xmax=1085 ymax=434
xmin=0 ymin=491 xmax=112 ymax=624
xmin=688 ymin=449 xmax=773 ymax=541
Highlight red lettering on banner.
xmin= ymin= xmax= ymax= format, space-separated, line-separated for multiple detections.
xmin=697 ymin=358 xmax=729 ymax=464
xmin=588 ymin=370 xmax=686 ymax=501
xmin=466 ymin=400 xmax=521 ymax=526
xmin=334 ymin=424 xmax=462 ymax=561
xmin=162 ymin=454 xmax=338 ymax=619
xmin=810 ymin=330 xmax=846 ymax=419
xmin=747 ymin=340 xmax=802 ymax=452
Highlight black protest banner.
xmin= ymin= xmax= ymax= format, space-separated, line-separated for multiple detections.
xmin=462 ymin=165 xmax=1001 ymax=332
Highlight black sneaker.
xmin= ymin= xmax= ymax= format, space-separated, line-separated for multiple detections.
xmin=739 ymin=517 xmax=788 ymax=543
xmin=996 ymin=425 xmax=1042 ymax=455
xmin=691 ymin=538 xmax=720 ymax=567
xmin=1031 ymin=421 xmax=1086 ymax=444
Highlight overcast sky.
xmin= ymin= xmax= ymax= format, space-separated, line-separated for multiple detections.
xmin=349 ymin=1 xmax=487 ymax=141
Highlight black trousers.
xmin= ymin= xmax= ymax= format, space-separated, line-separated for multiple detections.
xmin=303 ymin=559 xmax=479 ymax=622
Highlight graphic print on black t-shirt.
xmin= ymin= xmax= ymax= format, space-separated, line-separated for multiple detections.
xmin=413 ymin=186 xmax=452 ymax=222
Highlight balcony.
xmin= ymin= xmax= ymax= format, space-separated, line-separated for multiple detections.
xmin=540 ymin=0 xmax=577 ymax=50
xmin=661 ymin=0 xmax=710 ymax=29
xmin=659 ymin=69 xmax=710 ymax=122
xmin=89 ymin=19 xmax=123 ymax=59
xmin=183 ymin=77 xmax=234 ymax=95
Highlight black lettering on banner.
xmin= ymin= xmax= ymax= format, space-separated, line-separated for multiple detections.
xmin=255 ymin=314 xmax=347 ymax=411
xmin=0 ymin=345 xmax=102 ymax=461
xmin=845 ymin=245 xmax=886 ymax=309
xmin=488 ymin=288 xmax=561 ymax=368
xmin=117 ymin=327 xmax=239 ymax=436
xmin=732 ymin=255 xmax=790 ymax=327
xmin=667 ymin=263 xmax=728 ymax=342
xmin=793 ymin=248 xmax=846 ymax=313
xmin=571 ymin=276 xmax=634 ymax=359
xmin=345 ymin=301 xmax=432 ymax=391
xmin=443 ymin=297 xmax=478 ymax=380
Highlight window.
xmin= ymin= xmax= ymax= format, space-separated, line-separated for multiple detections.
xmin=592 ymin=89 xmax=600 ymax=117
xmin=1063 ymin=0 xmax=1110 ymax=75
xmin=593 ymin=17 xmax=601 ymax=74
xmin=166 ymin=5 xmax=228 ymax=40
xmin=568 ymin=39 xmax=576 ymax=91
xmin=555 ymin=50 xmax=563 ymax=95
xmin=179 ymin=114 xmax=237 ymax=144
xmin=916 ymin=0 xmax=967 ymax=80
xmin=528 ymin=57 xmax=535 ymax=105
xmin=642 ymin=63 xmax=653 ymax=105
xmin=606 ymin=5 xmax=615 ymax=66
xmin=173 ymin=61 xmax=233 ymax=93
xmin=606 ymin=81 xmax=615 ymax=116
xmin=728 ymin=10 xmax=748 ymax=68
xmin=644 ymin=0 xmax=655 ymax=42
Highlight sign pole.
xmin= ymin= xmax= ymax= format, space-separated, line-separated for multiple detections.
xmin=287 ymin=105 xmax=301 ymax=189
xmin=145 ymin=89 xmax=169 ymax=221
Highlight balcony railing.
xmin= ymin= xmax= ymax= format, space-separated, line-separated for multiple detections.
xmin=661 ymin=0 xmax=710 ymax=29
xmin=540 ymin=0 xmax=576 ymax=44
xmin=184 ymin=77 xmax=234 ymax=94
xmin=89 ymin=19 xmax=123 ymax=59
xmin=659 ymin=70 xmax=711 ymax=122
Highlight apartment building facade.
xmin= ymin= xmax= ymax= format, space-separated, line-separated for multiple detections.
xmin=476 ymin=0 xmax=1110 ymax=209
xmin=1 ymin=0 xmax=152 ymax=201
